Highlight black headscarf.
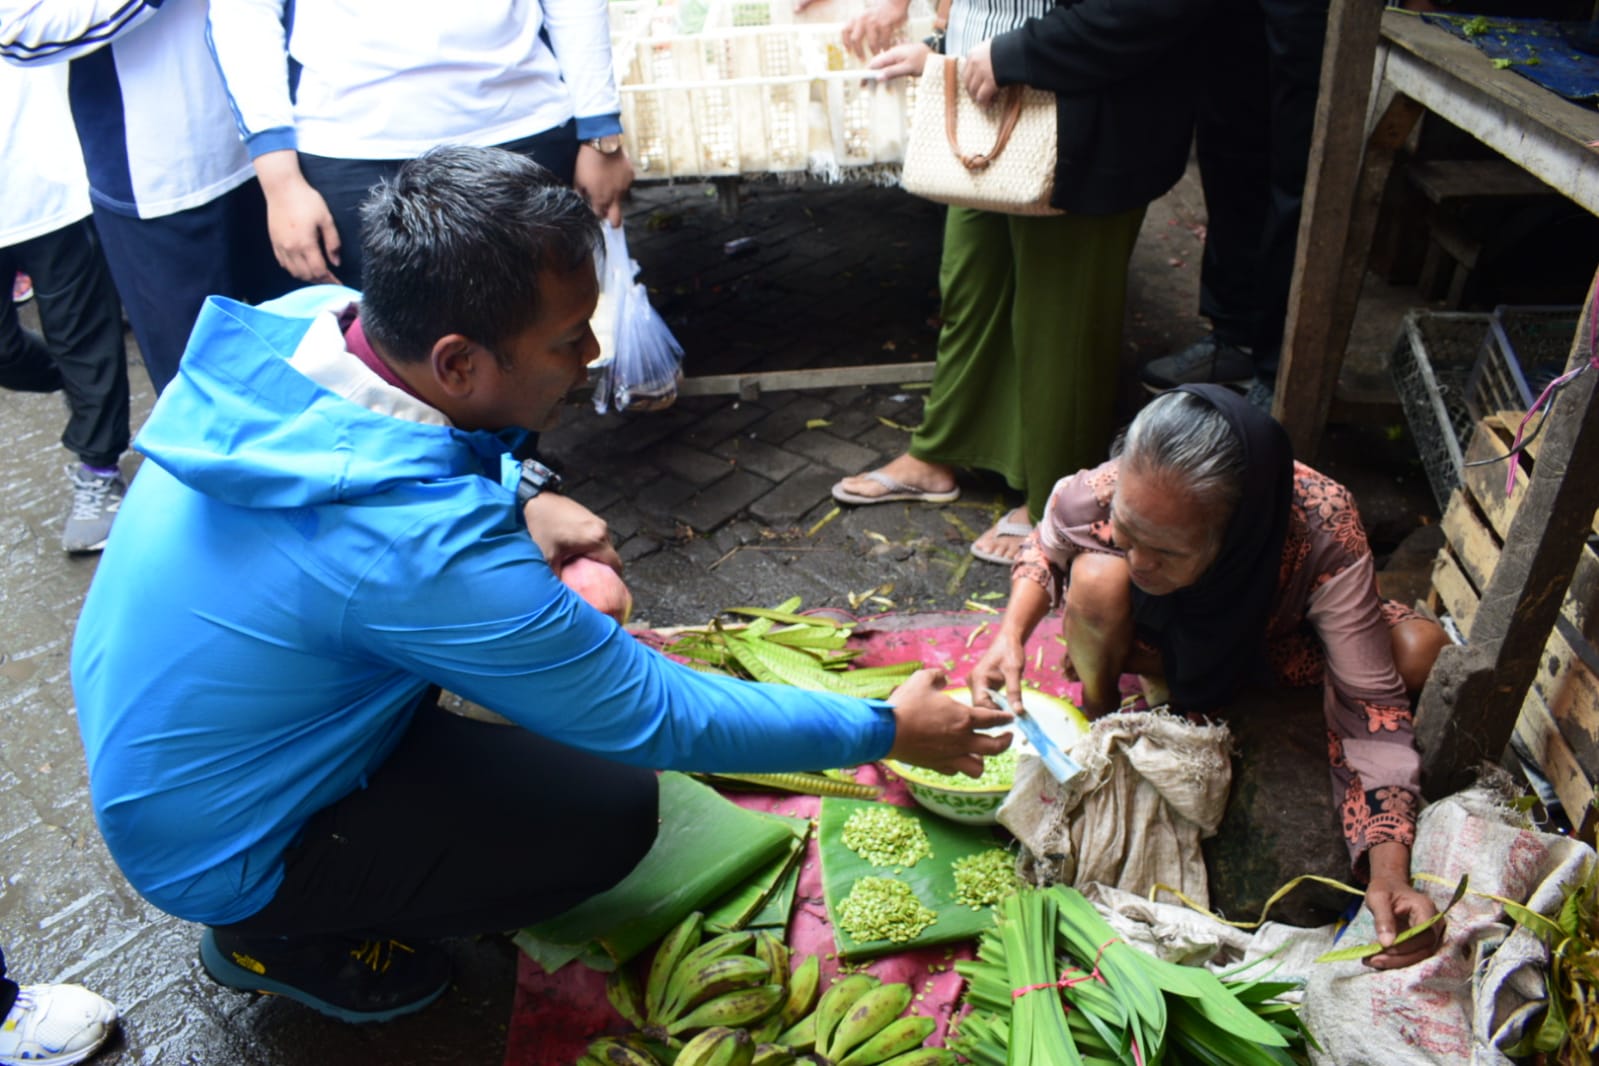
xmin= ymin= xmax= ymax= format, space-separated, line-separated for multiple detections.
xmin=1128 ymin=384 xmax=1295 ymax=713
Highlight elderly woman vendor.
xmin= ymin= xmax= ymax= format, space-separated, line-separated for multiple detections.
xmin=971 ymin=384 xmax=1452 ymax=970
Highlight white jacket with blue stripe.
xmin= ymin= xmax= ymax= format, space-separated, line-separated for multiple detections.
xmin=0 ymin=0 xmax=253 ymax=219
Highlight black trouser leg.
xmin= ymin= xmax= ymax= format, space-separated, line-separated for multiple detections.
xmin=1195 ymin=0 xmax=1329 ymax=378
xmin=221 ymin=694 xmax=659 ymax=941
xmin=1251 ymin=0 xmax=1331 ymax=377
xmin=0 ymin=220 xmax=130 ymax=467
xmin=0 ymin=943 xmax=17 ymax=1019
xmin=1195 ymin=0 xmax=1272 ymax=352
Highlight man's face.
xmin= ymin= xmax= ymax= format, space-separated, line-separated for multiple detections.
xmin=473 ymin=264 xmax=600 ymax=433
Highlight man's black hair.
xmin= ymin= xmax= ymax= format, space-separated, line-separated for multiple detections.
xmin=358 ymin=145 xmax=601 ymax=366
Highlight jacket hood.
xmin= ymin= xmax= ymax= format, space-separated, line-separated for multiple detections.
xmin=136 ymin=292 xmax=526 ymax=509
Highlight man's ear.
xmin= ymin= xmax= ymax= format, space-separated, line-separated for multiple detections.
xmin=428 ymin=334 xmax=487 ymax=398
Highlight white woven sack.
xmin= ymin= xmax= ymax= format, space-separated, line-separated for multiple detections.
xmin=901 ymin=56 xmax=1061 ymax=216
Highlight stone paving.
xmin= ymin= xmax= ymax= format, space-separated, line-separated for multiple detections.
xmin=0 ymin=172 xmax=1436 ymax=1064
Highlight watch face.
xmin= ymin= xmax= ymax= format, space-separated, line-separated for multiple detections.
xmin=590 ymin=135 xmax=624 ymax=155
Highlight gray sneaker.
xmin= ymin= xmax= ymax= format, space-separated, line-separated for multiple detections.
xmin=63 ymin=464 xmax=125 ymax=553
xmin=1139 ymin=334 xmax=1257 ymax=393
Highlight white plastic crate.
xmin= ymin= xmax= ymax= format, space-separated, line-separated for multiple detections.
xmin=611 ymin=0 xmax=932 ymax=180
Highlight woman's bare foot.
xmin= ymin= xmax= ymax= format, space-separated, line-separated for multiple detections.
xmin=969 ymin=506 xmax=1033 ymax=564
xmin=831 ymin=454 xmax=959 ymax=504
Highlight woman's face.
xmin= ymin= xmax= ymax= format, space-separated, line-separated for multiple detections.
xmin=1109 ymin=464 xmax=1226 ymax=596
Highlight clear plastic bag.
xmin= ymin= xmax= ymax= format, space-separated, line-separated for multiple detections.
xmin=591 ymin=222 xmax=684 ymax=414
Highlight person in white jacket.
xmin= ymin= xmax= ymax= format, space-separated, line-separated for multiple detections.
xmin=207 ymin=0 xmax=636 ymax=290
xmin=0 ymin=61 xmax=130 ymax=552
xmin=0 ymin=0 xmax=295 ymax=395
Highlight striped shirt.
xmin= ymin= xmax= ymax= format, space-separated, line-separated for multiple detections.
xmin=947 ymin=0 xmax=1053 ymax=58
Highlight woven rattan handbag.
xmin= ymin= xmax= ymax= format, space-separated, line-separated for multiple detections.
xmin=901 ymin=55 xmax=1062 ymax=216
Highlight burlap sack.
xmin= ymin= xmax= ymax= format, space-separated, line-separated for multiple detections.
xmin=1067 ymin=783 xmax=1593 ymax=1066
xmin=997 ymin=710 xmax=1233 ymax=908
xmin=1302 ymin=783 xmax=1595 ymax=1066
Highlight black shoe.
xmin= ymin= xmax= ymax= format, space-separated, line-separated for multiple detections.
xmin=1139 ymin=334 xmax=1258 ymax=393
xmin=200 ymin=928 xmax=450 ymax=1023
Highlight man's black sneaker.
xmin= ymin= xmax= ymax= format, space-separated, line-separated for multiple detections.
xmin=1139 ymin=333 xmax=1258 ymax=393
xmin=200 ymin=928 xmax=450 ymax=1023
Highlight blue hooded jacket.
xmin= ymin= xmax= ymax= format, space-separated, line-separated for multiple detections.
xmin=71 ymin=289 xmax=896 ymax=926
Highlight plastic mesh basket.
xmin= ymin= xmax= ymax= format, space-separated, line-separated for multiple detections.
xmin=1390 ymin=306 xmax=1581 ymax=511
xmin=1472 ymin=305 xmax=1581 ymax=417
xmin=612 ymin=0 xmax=930 ymax=179
xmin=1390 ymin=311 xmax=1494 ymax=511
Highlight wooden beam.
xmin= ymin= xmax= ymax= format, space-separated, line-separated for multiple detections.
xmin=1416 ymin=277 xmax=1599 ymax=797
xmin=1380 ymin=15 xmax=1599 ymax=215
xmin=1275 ymin=0 xmax=1420 ymax=461
xmin=677 ymin=361 xmax=936 ymax=400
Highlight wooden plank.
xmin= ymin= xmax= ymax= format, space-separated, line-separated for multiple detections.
xmin=1381 ymin=13 xmax=1599 ymax=213
xmin=677 ymin=361 xmax=936 ymax=399
xmin=1436 ymin=476 xmax=1599 ymax=641
xmin=1459 ymin=417 xmax=1528 ymax=541
xmin=1531 ymin=622 xmax=1578 ymax=707
xmin=1550 ymin=650 xmax=1599 ymax=784
xmin=1430 ymin=547 xmax=1479 ymax=639
xmin=1417 ymin=275 xmax=1599 ymax=797
xmin=1274 ymin=0 xmax=1408 ymax=462
xmin=1439 ymin=488 xmax=1499 ymax=590
xmin=1494 ymin=408 xmax=1599 ymax=539
xmin=1406 ymin=158 xmax=1557 ymax=203
xmin=1514 ymin=691 xmax=1597 ymax=828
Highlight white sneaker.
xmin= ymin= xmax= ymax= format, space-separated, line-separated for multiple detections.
xmin=0 ymin=984 xmax=118 ymax=1066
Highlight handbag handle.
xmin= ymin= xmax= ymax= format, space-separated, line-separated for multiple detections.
xmin=941 ymin=56 xmax=1024 ymax=172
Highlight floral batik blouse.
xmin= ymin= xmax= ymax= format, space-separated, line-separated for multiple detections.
xmin=1014 ymin=458 xmax=1422 ymax=871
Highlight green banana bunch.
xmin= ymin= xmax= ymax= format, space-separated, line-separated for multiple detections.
xmin=667 ymin=982 xmax=786 ymax=1035
xmin=869 ymin=1051 xmax=955 ymax=1066
xmin=659 ymin=955 xmax=773 ymax=1030
xmin=578 ymin=1035 xmax=665 ymax=1066
xmin=645 ymin=912 xmax=706 ymax=1025
xmin=675 ymin=1025 xmax=756 ymax=1066
xmin=751 ymin=1044 xmax=798 ymax=1066
xmin=753 ymin=931 xmax=789 ymax=986
xmin=812 ymin=974 xmax=881 ymax=1056
xmin=777 ymin=954 xmax=819 ymax=1030
xmin=823 ymin=982 xmax=913 ymax=1062
xmin=775 ymin=1010 xmax=816 ymax=1050
xmin=607 ymin=965 xmax=648 ymax=1029
xmin=836 ymin=1016 xmax=937 ymax=1066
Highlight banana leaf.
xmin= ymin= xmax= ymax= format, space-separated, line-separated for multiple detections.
xmin=704 ymin=813 xmax=811 ymax=934
xmin=818 ymin=797 xmax=1004 ymax=960
xmin=742 ymin=841 xmax=806 ymax=930
xmin=514 ymin=773 xmax=797 ymax=972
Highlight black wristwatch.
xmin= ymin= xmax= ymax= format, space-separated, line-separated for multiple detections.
xmin=515 ymin=458 xmax=564 ymax=510
xmin=923 ymin=29 xmax=946 ymax=53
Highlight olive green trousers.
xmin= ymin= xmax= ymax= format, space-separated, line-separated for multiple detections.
xmin=910 ymin=203 xmax=1146 ymax=523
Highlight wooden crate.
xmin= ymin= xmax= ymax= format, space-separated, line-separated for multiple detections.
xmin=1428 ymin=412 xmax=1599 ymax=833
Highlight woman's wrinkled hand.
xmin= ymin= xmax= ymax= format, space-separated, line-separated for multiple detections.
xmin=961 ymin=40 xmax=999 ymax=105
xmin=1362 ymin=877 xmax=1444 ymax=970
xmin=969 ymin=630 xmax=1026 ymax=716
xmin=1362 ymin=841 xmax=1447 ymax=970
